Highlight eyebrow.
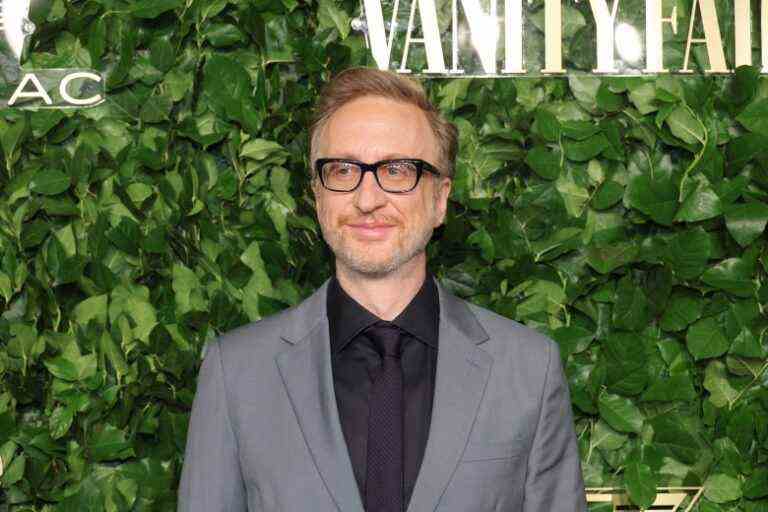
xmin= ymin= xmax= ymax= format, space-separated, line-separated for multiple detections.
xmin=333 ymin=153 xmax=414 ymax=161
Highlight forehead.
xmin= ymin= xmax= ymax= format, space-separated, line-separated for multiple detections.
xmin=319 ymin=95 xmax=438 ymax=162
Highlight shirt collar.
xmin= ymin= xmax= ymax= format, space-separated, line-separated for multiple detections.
xmin=327 ymin=269 xmax=440 ymax=354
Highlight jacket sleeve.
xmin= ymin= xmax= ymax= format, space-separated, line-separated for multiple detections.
xmin=178 ymin=338 xmax=248 ymax=512
xmin=522 ymin=339 xmax=588 ymax=512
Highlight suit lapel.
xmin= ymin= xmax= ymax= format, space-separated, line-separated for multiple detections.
xmin=405 ymin=278 xmax=492 ymax=512
xmin=275 ymin=275 xmax=492 ymax=512
xmin=275 ymin=277 xmax=365 ymax=512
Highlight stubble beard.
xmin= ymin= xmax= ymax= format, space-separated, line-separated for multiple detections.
xmin=320 ymin=216 xmax=436 ymax=279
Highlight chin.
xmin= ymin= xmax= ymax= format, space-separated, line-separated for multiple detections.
xmin=335 ymin=248 xmax=401 ymax=275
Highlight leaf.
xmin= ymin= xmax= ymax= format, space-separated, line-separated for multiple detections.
xmin=467 ymin=227 xmax=495 ymax=262
xmin=736 ymin=98 xmax=768 ymax=136
xmin=317 ymin=0 xmax=351 ymax=39
xmin=150 ymin=37 xmax=175 ymax=71
xmin=584 ymin=241 xmax=639 ymax=274
xmin=591 ymin=180 xmax=624 ymax=210
xmin=561 ymin=121 xmax=600 ymax=140
xmin=701 ymin=257 xmax=756 ymax=297
xmin=666 ymin=106 xmax=705 ymax=145
xmin=29 ymin=169 xmax=71 ymax=195
xmin=703 ymin=473 xmax=742 ymax=503
xmin=555 ymin=172 xmax=590 ymax=217
xmin=99 ymin=331 xmax=129 ymax=381
xmin=534 ymin=109 xmax=560 ymax=142
xmin=625 ymin=459 xmax=657 ymax=509
xmin=674 ymin=175 xmax=722 ymax=222
xmin=525 ymin=146 xmax=561 ymax=180
xmin=591 ymin=420 xmax=627 ymax=451
xmin=729 ymin=328 xmax=767 ymax=358
xmin=563 ymin=134 xmax=609 ymax=162
xmin=625 ymin=173 xmax=678 ymax=226
xmin=660 ymin=290 xmax=703 ymax=332
xmin=89 ymin=425 xmax=135 ymax=462
xmin=44 ymin=342 xmax=97 ymax=382
xmin=744 ymin=467 xmax=768 ymax=499
xmin=0 ymin=117 xmax=27 ymax=163
xmin=567 ymin=75 xmax=600 ymax=110
xmin=6 ymin=323 xmax=44 ymax=373
xmin=598 ymin=392 xmax=644 ymax=433
xmin=240 ymin=139 xmax=286 ymax=161
xmin=724 ymin=201 xmax=768 ymax=247
xmin=611 ymin=275 xmax=650 ymax=331
xmin=603 ymin=331 xmax=649 ymax=396
xmin=650 ymin=415 xmax=700 ymax=464
xmin=172 ymin=263 xmax=206 ymax=315
xmin=73 ymin=294 xmax=108 ymax=325
xmin=596 ymin=83 xmax=624 ymax=112
xmin=0 ymin=271 xmax=12 ymax=303
xmin=665 ymin=228 xmax=711 ymax=280
xmin=49 ymin=405 xmax=74 ymax=439
xmin=202 ymin=55 xmax=254 ymax=127
xmin=130 ymin=0 xmax=184 ymax=18
xmin=551 ymin=325 xmax=594 ymax=360
xmin=686 ymin=317 xmax=729 ymax=361
xmin=0 ymin=453 xmax=25 ymax=486
xmin=628 ymin=82 xmax=657 ymax=114
xmin=140 ymin=95 xmax=173 ymax=123
xmin=438 ymin=80 xmax=471 ymax=110
xmin=107 ymin=217 xmax=141 ymax=256
xmin=641 ymin=373 xmax=697 ymax=402
xmin=703 ymin=361 xmax=740 ymax=408
xmin=109 ymin=285 xmax=158 ymax=343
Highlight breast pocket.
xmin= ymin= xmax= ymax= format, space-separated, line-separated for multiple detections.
xmin=461 ymin=438 xmax=527 ymax=462
xmin=438 ymin=439 xmax=527 ymax=511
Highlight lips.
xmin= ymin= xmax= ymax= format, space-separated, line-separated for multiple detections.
xmin=347 ymin=223 xmax=395 ymax=239
xmin=349 ymin=224 xmax=394 ymax=229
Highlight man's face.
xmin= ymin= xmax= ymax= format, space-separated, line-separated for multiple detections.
xmin=311 ymin=95 xmax=452 ymax=278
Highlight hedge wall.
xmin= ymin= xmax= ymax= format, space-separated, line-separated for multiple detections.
xmin=0 ymin=0 xmax=767 ymax=510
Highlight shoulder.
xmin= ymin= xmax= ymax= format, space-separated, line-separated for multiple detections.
xmin=205 ymin=301 xmax=314 ymax=365
xmin=461 ymin=299 xmax=559 ymax=366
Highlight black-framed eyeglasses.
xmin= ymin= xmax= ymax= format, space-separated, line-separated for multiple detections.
xmin=314 ymin=158 xmax=445 ymax=193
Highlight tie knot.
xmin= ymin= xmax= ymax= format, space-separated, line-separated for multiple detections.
xmin=366 ymin=321 xmax=403 ymax=359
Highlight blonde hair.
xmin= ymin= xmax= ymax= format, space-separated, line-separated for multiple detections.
xmin=308 ymin=67 xmax=458 ymax=179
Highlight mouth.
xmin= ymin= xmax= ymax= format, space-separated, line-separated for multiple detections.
xmin=347 ymin=223 xmax=395 ymax=239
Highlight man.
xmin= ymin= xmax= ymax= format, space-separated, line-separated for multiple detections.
xmin=178 ymin=67 xmax=587 ymax=512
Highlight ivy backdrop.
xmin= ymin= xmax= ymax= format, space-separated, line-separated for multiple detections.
xmin=0 ymin=0 xmax=767 ymax=510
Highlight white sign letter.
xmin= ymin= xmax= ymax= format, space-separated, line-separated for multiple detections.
xmin=400 ymin=0 xmax=447 ymax=73
xmin=763 ymin=0 xmax=768 ymax=72
xmin=503 ymin=0 xmax=525 ymax=73
xmin=8 ymin=74 xmax=53 ymax=106
xmin=644 ymin=0 xmax=677 ymax=73
xmin=362 ymin=0 xmax=402 ymax=70
xmin=734 ymin=0 xmax=751 ymax=67
xmin=542 ymin=0 xmax=565 ymax=73
xmin=59 ymin=72 xmax=103 ymax=106
xmin=450 ymin=0 xmax=499 ymax=74
xmin=588 ymin=0 xmax=620 ymax=72
xmin=682 ymin=0 xmax=728 ymax=73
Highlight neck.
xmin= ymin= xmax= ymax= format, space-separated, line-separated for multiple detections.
xmin=334 ymin=253 xmax=428 ymax=321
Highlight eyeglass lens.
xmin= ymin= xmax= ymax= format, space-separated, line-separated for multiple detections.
xmin=321 ymin=161 xmax=419 ymax=192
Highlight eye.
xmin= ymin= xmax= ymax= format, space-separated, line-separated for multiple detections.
xmin=323 ymin=161 xmax=360 ymax=181
xmin=335 ymin=165 xmax=352 ymax=175
xmin=382 ymin=161 xmax=416 ymax=177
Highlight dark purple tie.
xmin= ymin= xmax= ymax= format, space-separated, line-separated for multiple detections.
xmin=365 ymin=321 xmax=404 ymax=512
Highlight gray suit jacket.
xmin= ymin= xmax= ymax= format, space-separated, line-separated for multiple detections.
xmin=178 ymin=275 xmax=587 ymax=512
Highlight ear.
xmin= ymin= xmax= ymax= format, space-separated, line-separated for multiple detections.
xmin=310 ymin=173 xmax=321 ymax=196
xmin=433 ymin=176 xmax=452 ymax=227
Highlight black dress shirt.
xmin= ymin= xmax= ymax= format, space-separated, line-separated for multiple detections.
xmin=327 ymin=270 xmax=439 ymax=510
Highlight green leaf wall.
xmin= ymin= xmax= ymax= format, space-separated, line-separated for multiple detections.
xmin=0 ymin=0 xmax=766 ymax=510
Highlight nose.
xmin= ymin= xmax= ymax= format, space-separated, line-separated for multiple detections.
xmin=353 ymin=169 xmax=388 ymax=212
